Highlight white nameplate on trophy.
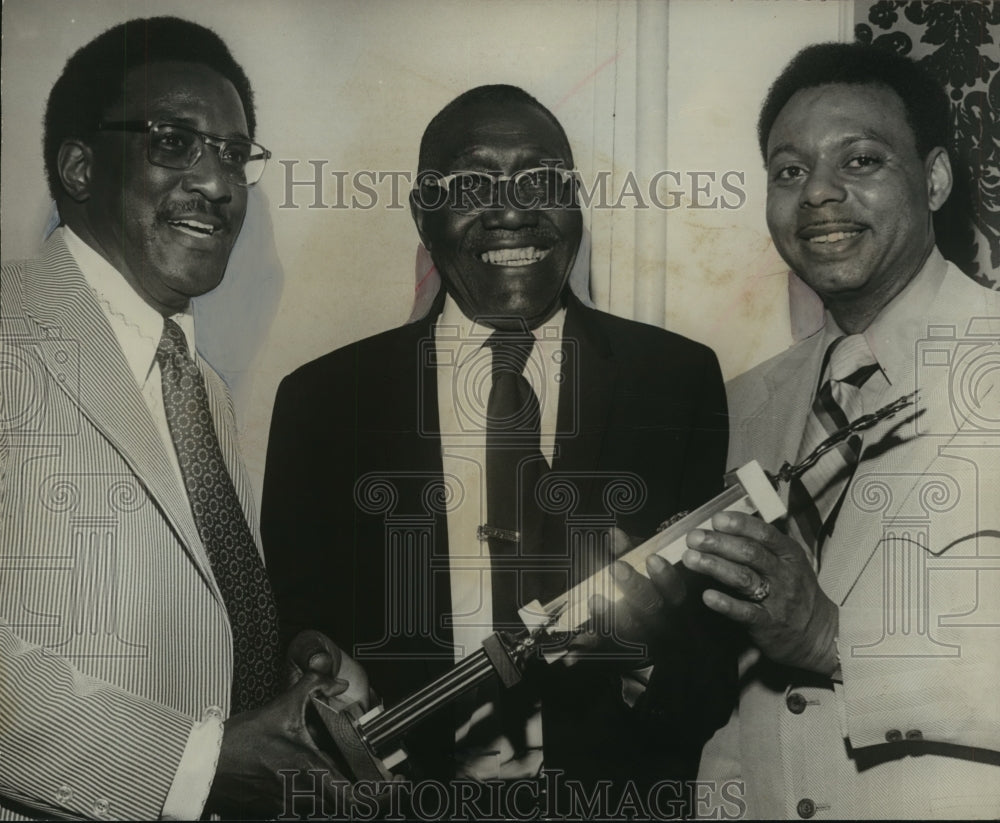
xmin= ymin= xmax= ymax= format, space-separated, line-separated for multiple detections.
xmin=518 ymin=460 xmax=786 ymax=641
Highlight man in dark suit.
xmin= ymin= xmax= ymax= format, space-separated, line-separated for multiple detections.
xmin=263 ymin=85 xmax=733 ymax=803
xmin=0 ymin=17 xmax=364 ymax=819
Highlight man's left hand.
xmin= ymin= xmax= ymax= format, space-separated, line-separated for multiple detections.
xmin=566 ymin=529 xmax=687 ymax=668
xmin=682 ymin=511 xmax=839 ymax=676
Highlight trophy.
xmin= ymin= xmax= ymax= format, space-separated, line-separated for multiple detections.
xmin=313 ymin=392 xmax=917 ymax=780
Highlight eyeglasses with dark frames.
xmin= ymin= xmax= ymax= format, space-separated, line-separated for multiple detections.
xmin=97 ymin=120 xmax=271 ymax=186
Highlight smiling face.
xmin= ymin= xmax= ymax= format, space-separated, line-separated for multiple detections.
xmin=412 ymin=101 xmax=582 ymax=330
xmin=65 ymin=61 xmax=249 ymax=315
xmin=765 ymin=83 xmax=951 ymax=330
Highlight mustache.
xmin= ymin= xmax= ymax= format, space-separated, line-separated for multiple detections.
xmin=466 ymin=226 xmax=563 ymax=251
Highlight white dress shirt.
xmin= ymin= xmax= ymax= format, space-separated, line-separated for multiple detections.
xmin=435 ymin=294 xmax=565 ymax=780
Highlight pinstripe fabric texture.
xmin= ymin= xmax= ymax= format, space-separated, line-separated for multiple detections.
xmin=698 ymin=255 xmax=1000 ymax=819
xmin=1 ymin=235 xmax=258 ymax=820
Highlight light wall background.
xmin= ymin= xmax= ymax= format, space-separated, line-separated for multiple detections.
xmin=1 ymin=0 xmax=850 ymax=501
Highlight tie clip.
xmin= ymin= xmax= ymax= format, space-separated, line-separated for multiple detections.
xmin=477 ymin=524 xmax=521 ymax=543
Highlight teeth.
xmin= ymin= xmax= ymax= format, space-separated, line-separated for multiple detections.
xmin=170 ymin=219 xmax=215 ymax=236
xmin=808 ymin=230 xmax=860 ymax=244
xmin=479 ymin=246 xmax=549 ymax=266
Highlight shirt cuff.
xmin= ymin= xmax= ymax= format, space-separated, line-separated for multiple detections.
xmin=161 ymin=711 xmax=224 ymax=820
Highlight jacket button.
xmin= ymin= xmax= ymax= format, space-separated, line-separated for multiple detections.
xmin=885 ymin=729 xmax=903 ymax=742
xmin=906 ymin=729 xmax=923 ymax=740
xmin=796 ymin=798 xmax=816 ymax=819
xmin=203 ymin=705 xmax=224 ymax=720
xmin=786 ymin=692 xmax=807 ymax=714
xmin=55 ymin=785 xmax=73 ymax=803
xmin=93 ymin=799 xmax=110 ymax=817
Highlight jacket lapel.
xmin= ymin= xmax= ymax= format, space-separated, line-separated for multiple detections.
xmin=370 ymin=298 xmax=452 ymax=651
xmin=736 ymin=333 xmax=826 ymax=492
xmin=20 ymin=235 xmax=217 ymax=587
xmin=819 ymin=265 xmax=1000 ymax=603
xmin=821 ymin=400 xmax=989 ymax=603
xmin=551 ymin=296 xmax=617 ymax=480
xmin=819 ymin=384 xmax=955 ymax=604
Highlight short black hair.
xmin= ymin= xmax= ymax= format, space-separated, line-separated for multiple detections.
xmin=757 ymin=42 xmax=949 ymax=162
xmin=43 ymin=16 xmax=256 ymax=200
xmin=417 ymin=84 xmax=573 ymax=172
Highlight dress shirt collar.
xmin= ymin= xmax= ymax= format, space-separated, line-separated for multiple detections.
xmin=820 ymin=247 xmax=949 ymax=388
xmin=61 ymin=226 xmax=197 ymax=387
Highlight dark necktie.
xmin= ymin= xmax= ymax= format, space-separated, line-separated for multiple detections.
xmin=788 ymin=334 xmax=881 ymax=568
xmin=156 ymin=318 xmax=280 ymax=713
xmin=484 ymin=329 xmax=547 ymax=630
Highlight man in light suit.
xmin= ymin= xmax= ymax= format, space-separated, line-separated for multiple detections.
xmin=683 ymin=43 xmax=1000 ymax=818
xmin=263 ymin=85 xmax=735 ymax=806
xmin=0 ymin=17 xmax=363 ymax=820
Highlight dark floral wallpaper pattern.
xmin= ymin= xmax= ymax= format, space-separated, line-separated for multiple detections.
xmin=856 ymin=0 xmax=1000 ymax=288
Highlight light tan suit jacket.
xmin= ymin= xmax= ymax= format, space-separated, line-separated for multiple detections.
xmin=699 ymin=257 xmax=1000 ymax=819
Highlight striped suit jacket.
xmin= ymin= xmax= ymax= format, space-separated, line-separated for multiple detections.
xmin=0 ymin=235 xmax=257 ymax=819
xmin=698 ymin=256 xmax=1000 ymax=819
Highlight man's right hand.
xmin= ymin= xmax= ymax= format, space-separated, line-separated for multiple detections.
xmin=286 ymin=628 xmax=374 ymax=712
xmin=207 ymin=665 xmax=352 ymax=817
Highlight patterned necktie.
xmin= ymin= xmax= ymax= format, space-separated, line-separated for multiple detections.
xmin=788 ymin=334 xmax=881 ymax=568
xmin=483 ymin=329 xmax=547 ymax=630
xmin=156 ymin=318 xmax=280 ymax=713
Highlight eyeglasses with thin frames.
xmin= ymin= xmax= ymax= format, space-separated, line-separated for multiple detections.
xmin=97 ymin=120 xmax=271 ymax=186
xmin=414 ymin=167 xmax=579 ymax=214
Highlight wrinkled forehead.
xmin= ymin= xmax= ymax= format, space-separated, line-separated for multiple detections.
xmin=427 ymin=101 xmax=573 ymax=173
xmin=108 ymin=60 xmax=249 ymax=137
xmin=766 ymin=82 xmax=915 ymax=156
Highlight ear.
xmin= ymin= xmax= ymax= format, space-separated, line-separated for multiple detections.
xmin=925 ymin=146 xmax=953 ymax=212
xmin=57 ymin=139 xmax=94 ymax=203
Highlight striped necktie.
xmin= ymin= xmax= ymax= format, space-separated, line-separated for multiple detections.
xmin=156 ymin=318 xmax=281 ymax=713
xmin=787 ymin=335 xmax=880 ymax=569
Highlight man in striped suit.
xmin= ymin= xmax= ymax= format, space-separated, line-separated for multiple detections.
xmin=0 ymin=17 xmax=362 ymax=820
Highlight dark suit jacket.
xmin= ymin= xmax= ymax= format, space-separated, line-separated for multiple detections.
xmin=262 ymin=293 xmax=734 ymax=795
